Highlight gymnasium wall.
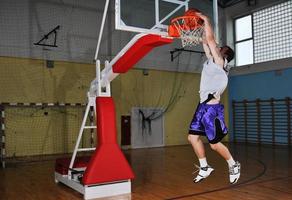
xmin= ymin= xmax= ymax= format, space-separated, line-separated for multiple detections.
xmin=0 ymin=0 xmax=230 ymax=158
xmin=224 ymin=0 xmax=292 ymax=141
xmin=114 ymin=68 xmax=229 ymax=146
xmin=228 ymin=68 xmax=292 ymax=141
xmin=0 ymin=56 xmax=229 ymax=157
xmin=0 ymin=57 xmax=95 ymax=157
xmin=229 ymin=68 xmax=292 ymax=101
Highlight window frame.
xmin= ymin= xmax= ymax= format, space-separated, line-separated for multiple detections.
xmin=233 ymin=0 xmax=292 ymax=67
xmin=233 ymin=14 xmax=254 ymax=66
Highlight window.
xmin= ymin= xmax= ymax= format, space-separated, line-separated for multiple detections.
xmin=234 ymin=0 xmax=292 ymax=66
xmin=235 ymin=15 xmax=254 ymax=66
xmin=253 ymin=1 xmax=292 ymax=63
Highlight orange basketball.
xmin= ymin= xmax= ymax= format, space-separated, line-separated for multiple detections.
xmin=184 ymin=8 xmax=204 ymax=29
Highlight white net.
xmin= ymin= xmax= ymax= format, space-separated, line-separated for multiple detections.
xmin=3 ymin=105 xmax=96 ymax=164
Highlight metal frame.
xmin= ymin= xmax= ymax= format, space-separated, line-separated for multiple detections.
xmin=95 ymin=0 xmax=110 ymax=60
xmin=170 ymin=48 xmax=204 ymax=62
xmin=213 ymin=0 xmax=219 ymax=42
xmin=0 ymin=102 xmax=86 ymax=169
xmin=68 ymin=93 xmax=97 ymax=175
xmin=58 ymin=20 xmax=148 ymax=200
xmin=115 ymin=0 xmax=189 ymax=36
xmin=55 ymin=0 xmax=196 ymax=198
xmin=56 ymin=72 xmax=132 ymax=199
xmin=90 ymin=33 xmax=147 ymax=91
xmin=232 ymin=97 xmax=292 ymax=146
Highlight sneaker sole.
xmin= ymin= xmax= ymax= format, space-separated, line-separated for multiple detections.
xmin=193 ymin=169 xmax=214 ymax=183
xmin=230 ymin=175 xmax=240 ymax=184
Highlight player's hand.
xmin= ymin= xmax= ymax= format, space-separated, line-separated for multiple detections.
xmin=196 ymin=12 xmax=209 ymax=22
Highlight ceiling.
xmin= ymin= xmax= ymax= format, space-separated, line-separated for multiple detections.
xmin=215 ymin=0 xmax=255 ymax=8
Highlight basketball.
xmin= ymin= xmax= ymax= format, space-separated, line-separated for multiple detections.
xmin=184 ymin=8 xmax=204 ymax=29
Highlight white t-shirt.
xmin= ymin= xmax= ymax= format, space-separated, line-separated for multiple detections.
xmin=199 ymin=58 xmax=228 ymax=103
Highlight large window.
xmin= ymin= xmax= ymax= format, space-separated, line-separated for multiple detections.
xmin=235 ymin=0 xmax=292 ymax=66
xmin=235 ymin=15 xmax=253 ymax=66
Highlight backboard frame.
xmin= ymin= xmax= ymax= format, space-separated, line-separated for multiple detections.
xmin=115 ymin=0 xmax=189 ymax=36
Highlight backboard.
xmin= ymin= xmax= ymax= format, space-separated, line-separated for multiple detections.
xmin=115 ymin=0 xmax=189 ymax=36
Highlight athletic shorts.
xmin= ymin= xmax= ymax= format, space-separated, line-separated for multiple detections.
xmin=188 ymin=103 xmax=228 ymax=144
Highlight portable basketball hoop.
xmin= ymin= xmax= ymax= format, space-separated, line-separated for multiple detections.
xmin=168 ymin=9 xmax=204 ymax=47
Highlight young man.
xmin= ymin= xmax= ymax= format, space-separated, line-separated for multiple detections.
xmin=187 ymin=12 xmax=241 ymax=184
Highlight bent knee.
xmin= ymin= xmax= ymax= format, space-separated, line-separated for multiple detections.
xmin=188 ymin=134 xmax=200 ymax=143
xmin=210 ymin=143 xmax=218 ymax=151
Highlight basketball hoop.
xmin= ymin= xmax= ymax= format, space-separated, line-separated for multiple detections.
xmin=168 ymin=9 xmax=204 ymax=47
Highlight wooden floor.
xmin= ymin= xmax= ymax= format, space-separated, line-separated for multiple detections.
xmin=1 ymin=143 xmax=292 ymax=200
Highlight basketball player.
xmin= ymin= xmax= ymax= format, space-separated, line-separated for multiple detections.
xmin=187 ymin=12 xmax=241 ymax=184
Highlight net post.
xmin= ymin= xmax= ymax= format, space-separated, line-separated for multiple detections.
xmin=94 ymin=0 xmax=110 ymax=60
xmin=213 ymin=0 xmax=219 ymax=43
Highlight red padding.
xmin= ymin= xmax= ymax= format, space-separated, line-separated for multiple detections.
xmin=55 ymin=156 xmax=91 ymax=175
xmin=82 ymin=97 xmax=135 ymax=185
xmin=112 ymin=34 xmax=173 ymax=73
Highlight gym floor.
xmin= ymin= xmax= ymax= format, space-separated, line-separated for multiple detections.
xmin=1 ymin=143 xmax=291 ymax=200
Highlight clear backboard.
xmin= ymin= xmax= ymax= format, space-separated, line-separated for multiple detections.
xmin=115 ymin=0 xmax=189 ymax=36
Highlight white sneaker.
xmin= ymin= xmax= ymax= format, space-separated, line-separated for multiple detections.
xmin=193 ymin=164 xmax=214 ymax=183
xmin=229 ymin=161 xmax=241 ymax=184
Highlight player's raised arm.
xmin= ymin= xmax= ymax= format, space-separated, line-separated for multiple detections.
xmin=197 ymin=13 xmax=224 ymax=68
xmin=202 ymin=38 xmax=212 ymax=60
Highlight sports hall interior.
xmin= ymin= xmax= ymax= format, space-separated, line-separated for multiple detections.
xmin=0 ymin=0 xmax=292 ymax=199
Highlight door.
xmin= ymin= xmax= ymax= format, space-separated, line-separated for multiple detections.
xmin=121 ymin=115 xmax=131 ymax=146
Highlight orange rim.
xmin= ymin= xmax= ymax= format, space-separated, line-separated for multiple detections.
xmin=170 ymin=15 xmax=204 ymax=28
xmin=168 ymin=15 xmax=204 ymax=37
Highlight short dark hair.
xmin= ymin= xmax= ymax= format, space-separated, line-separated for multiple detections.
xmin=221 ymin=45 xmax=234 ymax=62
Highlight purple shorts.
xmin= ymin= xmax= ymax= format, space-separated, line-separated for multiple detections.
xmin=188 ymin=103 xmax=228 ymax=144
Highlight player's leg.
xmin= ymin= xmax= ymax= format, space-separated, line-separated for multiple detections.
xmin=202 ymin=103 xmax=241 ymax=184
xmin=209 ymin=142 xmax=241 ymax=184
xmin=188 ymin=103 xmax=214 ymax=183
xmin=188 ymin=134 xmax=214 ymax=183
xmin=188 ymin=134 xmax=205 ymax=159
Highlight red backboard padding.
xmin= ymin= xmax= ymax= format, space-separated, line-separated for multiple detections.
xmin=112 ymin=34 xmax=173 ymax=73
xmin=82 ymin=97 xmax=135 ymax=185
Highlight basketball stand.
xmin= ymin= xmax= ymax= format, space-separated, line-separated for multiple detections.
xmin=54 ymin=33 xmax=173 ymax=199
xmin=53 ymin=0 xmax=205 ymax=199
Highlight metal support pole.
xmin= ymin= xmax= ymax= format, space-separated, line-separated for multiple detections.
xmin=94 ymin=0 xmax=110 ymax=60
xmin=213 ymin=0 xmax=219 ymax=43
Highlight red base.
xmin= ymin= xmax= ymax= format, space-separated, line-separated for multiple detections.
xmin=82 ymin=97 xmax=134 ymax=185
